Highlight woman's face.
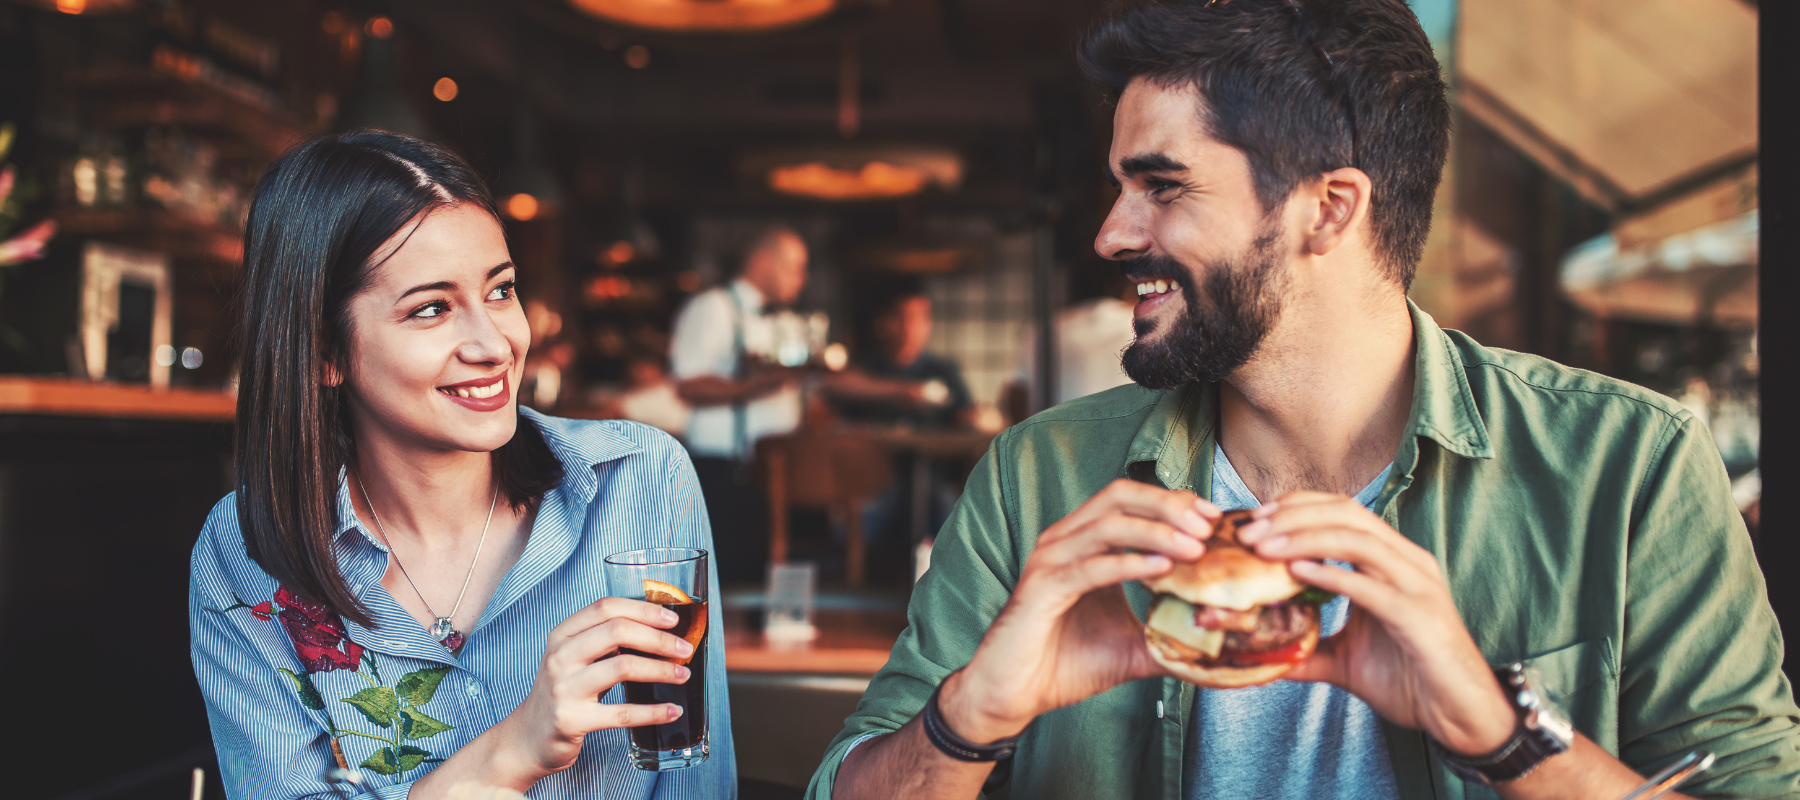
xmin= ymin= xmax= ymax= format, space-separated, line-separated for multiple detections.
xmin=335 ymin=203 xmax=529 ymax=456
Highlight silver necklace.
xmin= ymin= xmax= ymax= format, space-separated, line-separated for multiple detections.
xmin=356 ymin=473 xmax=500 ymax=645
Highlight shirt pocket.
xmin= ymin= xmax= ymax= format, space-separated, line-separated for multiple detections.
xmin=1510 ymin=637 xmax=1618 ymax=730
xmin=1454 ymin=639 xmax=1620 ymax=800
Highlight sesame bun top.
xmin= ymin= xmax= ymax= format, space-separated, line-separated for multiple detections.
xmin=1141 ymin=509 xmax=1306 ymax=610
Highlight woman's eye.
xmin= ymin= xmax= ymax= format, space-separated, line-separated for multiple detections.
xmin=487 ymin=281 xmax=516 ymax=302
xmin=412 ymin=301 xmax=449 ymax=319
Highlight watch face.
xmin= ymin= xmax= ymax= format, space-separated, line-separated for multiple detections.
xmin=1520 ymin=666 xmax=1576 ymax=746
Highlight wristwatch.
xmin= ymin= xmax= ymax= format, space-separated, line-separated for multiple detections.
xmin=1429 ymin=663 xmax=1575 ymax=785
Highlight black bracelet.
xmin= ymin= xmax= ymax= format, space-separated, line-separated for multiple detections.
xmin=920 ymin=680 xmax=1020 ymax=763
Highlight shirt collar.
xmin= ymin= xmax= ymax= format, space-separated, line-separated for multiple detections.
xmin=332 ymin=407 xmax=646 ymax=550
xmin=1125 ymin=298 xmax=1493 ymax=493
xmin=730 ymin=278 xmax=766 ymax=314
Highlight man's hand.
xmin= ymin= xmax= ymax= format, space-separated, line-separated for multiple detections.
xmin=938 ymin=480 xmax=1219 ymax=743
xmin=1236 ymin=491 xmax=1516 ymax=756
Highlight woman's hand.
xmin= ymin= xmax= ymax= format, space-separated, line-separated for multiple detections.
xmin=495 ymin=597 xmax=696 ymax=786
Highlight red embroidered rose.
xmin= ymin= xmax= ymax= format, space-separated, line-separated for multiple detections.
xmin=250 ymin=601 xmax=274 ymax=621
xmin=274 ymin=586 xmax=366 ymax=673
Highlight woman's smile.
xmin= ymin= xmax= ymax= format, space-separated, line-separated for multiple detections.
xmin=438 ymin=373 xmax=511 ymax=411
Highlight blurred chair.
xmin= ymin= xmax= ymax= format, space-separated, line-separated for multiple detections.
xmin=756 ymin=431 xmax=894 ymax=586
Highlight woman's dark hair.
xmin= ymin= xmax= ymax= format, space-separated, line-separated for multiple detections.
xmin=235 ymin=130 xmax=563 ymax=627
xmin=1079 ymin=0 xmax=1450 ymax=288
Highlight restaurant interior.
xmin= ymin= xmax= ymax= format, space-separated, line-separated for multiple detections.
xmin=0 ymin=0 xmax=1771 ymax=798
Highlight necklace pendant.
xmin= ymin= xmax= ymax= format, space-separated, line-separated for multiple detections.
xmin=429 ymin=618 xmax=456 ymax=642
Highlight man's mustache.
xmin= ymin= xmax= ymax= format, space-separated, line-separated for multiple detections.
xmin=1120 ymin=254 xmax=1196 ymax=293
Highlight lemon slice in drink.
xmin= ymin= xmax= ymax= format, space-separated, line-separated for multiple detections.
xmin=644 ymin=579 xmax=693 ymax=606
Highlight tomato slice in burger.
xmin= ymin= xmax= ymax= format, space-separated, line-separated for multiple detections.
xmin=1230 ymin=638 xmax=1310 ymax=666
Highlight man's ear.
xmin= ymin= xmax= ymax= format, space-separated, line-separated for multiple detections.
xmin=1300 ymin=167 xmax=1373 ymax=257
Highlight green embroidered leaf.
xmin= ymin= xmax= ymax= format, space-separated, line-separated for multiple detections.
xmin=399 ymin=706 xmax=454 ymax=740
xmin=278 ymin=668 xmax=325 ymax=711
xmin=395 ymin=666 xmax=452 ymax=705
xmin=396 ymin=745 xmax=431 ymax=773
xmin=360 ymin=747 xmax=401 ymax=776
xmin=342 ymin=686 xmax=399 ymax=727
xmin=362 ymin=651 xmax=382 ymax=683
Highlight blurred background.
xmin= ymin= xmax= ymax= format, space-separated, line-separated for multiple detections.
xmin=0 ymin=0 xmax=1765 ymax=798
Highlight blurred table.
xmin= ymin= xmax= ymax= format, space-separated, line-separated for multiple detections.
xmin=0 ymin=377 xmax=234 ymax=422
xmin=852 ymin=427 xmax=993 ymax=547
xmin=723 ymin=606 xmax=910 ymax=675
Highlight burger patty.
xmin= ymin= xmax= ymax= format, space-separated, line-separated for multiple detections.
xmin=1220 ymin=603 xmax=1318 ymax=654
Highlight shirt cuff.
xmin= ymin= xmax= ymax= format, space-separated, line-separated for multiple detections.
xmin=840 ymin=732 xmax=881 ymax=763
xmin=369 ymin=781 xmax=415 ymax=800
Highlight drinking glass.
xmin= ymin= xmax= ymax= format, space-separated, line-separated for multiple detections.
xmin=602 ymin=548 xmax=710 ymax=771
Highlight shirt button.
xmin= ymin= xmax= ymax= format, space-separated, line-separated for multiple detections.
xmin=1155 ymin=700 xmax=1165 ymax=719
xmin=467 ymin=682 xmax=481 ymax=697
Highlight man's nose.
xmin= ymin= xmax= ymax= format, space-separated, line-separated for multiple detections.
xmin=1095 ymin=196 xmax=1152 ymax=261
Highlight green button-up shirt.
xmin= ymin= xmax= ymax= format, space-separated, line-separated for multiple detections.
xmin=805 ymin=302 xmax=1800 ymax=800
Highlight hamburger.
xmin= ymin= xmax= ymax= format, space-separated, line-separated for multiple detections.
xmin=1141 ymin=509 xmax=1334 ymax=688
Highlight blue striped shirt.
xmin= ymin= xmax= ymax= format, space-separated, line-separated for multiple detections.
xmin=190 ymin=409 xmax=736 ymax=799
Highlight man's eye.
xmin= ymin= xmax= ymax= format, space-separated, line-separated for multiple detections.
xmin=487 ymin=281 xmax=516 ymax=302
xmin=1149 ymin=180 xmax=1180 ymax=198
xmin=412 ymin=301 xmax=449 ymax=319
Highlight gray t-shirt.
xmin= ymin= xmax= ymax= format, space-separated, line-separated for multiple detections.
xmin=1185 ymin=444 xmax=1400 ymax=800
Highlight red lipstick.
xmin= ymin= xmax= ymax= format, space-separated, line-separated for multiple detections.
xmin=437 ymin=373 xmax=510 ymax=412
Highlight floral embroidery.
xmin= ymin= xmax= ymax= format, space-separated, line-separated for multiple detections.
xmin=224 ymin=587 xmax=456 ymax=783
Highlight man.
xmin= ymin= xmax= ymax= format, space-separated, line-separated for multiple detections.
xmin=807 ymin=2 xmax=1799 ymax=799
xmin=670 ymin=225 xmax=809 ymax=583
xmin=834 ymin=276 xmax=974 ymax=430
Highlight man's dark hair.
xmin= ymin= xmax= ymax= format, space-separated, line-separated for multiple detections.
xmin=1079 ymin=0 xmax=1449 ymax=287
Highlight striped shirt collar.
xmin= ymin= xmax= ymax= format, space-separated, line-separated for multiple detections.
xmin=324 ymin=408 xmax=646 ymax=663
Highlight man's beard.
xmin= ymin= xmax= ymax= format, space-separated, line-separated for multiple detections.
xmin=1121 ymin=223 xmax=1287 ymax=389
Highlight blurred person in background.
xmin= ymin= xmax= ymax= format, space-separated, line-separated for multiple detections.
xmin=669 ymin=225 xmax=809 ymax=583
xmin=1002 ymin=266 xmax=1137 ymax=422
xmin=616 ymin=354 xmax=692 ymax=438
xmin=832 ymin=276 xmax=974 ymax=430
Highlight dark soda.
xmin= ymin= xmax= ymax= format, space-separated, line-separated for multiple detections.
xmin=622 ymin=598 xmax=708 ymax=752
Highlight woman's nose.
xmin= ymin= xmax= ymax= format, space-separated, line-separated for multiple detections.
xmin=455 ymin=307 xmax=513 ymax=365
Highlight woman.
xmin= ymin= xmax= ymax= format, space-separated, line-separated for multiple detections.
xmin=189 ymin=130 xmax=733 ymax=799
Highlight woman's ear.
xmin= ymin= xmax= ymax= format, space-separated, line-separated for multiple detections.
xmin=1300 ymin=167 xmax=1373 ymax=258
xmin=320 ymin=358 xmax=344 ymax=387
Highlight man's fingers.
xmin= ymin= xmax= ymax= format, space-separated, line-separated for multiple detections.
xmin=1254 ymin=500 xmax=1442 ymax=578
xmin=1037 ymin=552 xmax=1175 ymax=599
xmin=1252 ymin=526 xmax=1426 ymax=588
xmin=556 ymin=617 xmax=694 ymax=669
xmin=1034 ymin=513 xmax=1206 ymax=566
xmin=1286 ymin=560 xmax=1406 ymax=620
xmin=1042 ymin=480 xmax=1214 ymax=546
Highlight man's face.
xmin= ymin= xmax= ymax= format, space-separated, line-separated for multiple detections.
xmin=749 ymin=231 xmax=810 ymax=306
xmin=1096 ymin=78 xmax=1290 ymax=389
xmin=876 ymin=295 xmax=933 ymax=364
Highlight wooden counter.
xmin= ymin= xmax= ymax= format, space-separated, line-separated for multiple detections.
xmin=0 ymin=377 xmax=235 ymax=422
xmin=723 ymin=607 xmax=909 ymax=676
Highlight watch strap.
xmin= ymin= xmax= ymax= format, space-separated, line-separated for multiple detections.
xmin=1429 ymin=664 xmax=1572 ymax=785
xmin=920 ymin=682 xmax=1019 ymax=763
